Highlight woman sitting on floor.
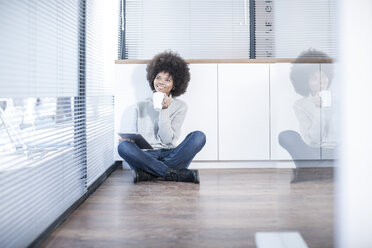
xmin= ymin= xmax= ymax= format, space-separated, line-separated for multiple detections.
xmin=118 ymin=51 xmax=206 ymax=184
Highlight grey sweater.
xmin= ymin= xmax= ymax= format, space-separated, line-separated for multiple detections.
xmin=294 ymin=96 xmax=337 ymax=149
xmin=120 ymin=97 xmax=187 ymax=149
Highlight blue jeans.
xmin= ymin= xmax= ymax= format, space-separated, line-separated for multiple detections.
xmin=278 ymin=130 xmax=334 ymax=168
xmin=118 ymin=131 xmax=206 ymax=178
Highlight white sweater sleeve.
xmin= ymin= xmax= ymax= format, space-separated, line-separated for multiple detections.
xmin=157 ymin=103 xmax=187 ymax=145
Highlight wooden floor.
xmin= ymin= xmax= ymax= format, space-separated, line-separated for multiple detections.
xmin=40 ymin=168 xmax=334 ymax=248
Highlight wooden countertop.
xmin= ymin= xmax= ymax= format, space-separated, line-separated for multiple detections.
xmin=115 ymin=58 xmax=333 ymax=64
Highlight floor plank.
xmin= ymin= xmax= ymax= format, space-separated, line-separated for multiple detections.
xmin=40 ymin=168 xmax=334 ymax=248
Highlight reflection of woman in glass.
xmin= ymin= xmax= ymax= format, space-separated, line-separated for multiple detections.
xmin=279 ymin=50 xmax=336 ymax=181
xmin=118 ymin=51 xmax=206 ymax=184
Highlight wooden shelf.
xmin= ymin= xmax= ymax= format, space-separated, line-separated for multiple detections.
xmin=115 ymin=58 xmax=333 ymax=64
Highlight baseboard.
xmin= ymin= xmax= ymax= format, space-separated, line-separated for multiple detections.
xmin=188 ymin=161 xmax=297 ymax=169
xmin=28 ymin=161 xmax=121 ymax=248
xmin=120 ymin=160 xmax=336 ymax=170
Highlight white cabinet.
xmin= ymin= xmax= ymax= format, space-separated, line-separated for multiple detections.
xmin=177 ymin=64 xmax=218 ymax=160
xmin=114 ymin=62 xmax=337 ymax=163
xmin=218 ymin=64 xmax=270 ymax=160
xmin=270 ymin=63 xmax=321 ymax=160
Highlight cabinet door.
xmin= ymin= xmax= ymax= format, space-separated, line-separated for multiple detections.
xmin=177 ymin=64 xmax=218 ymax=160
xmin=114 ymin=64 xmax=152 ymax=161
xmin=270 ymin=63 xmax=321 ymax=160
xmin=218 ymin=64 xmax=270 ymax=160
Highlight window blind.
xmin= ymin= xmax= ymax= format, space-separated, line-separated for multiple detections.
xmin=0 ymin=1 xmax=85 ymax=247
xmin=273 ymin=0 xmax=336 ymax=58
xmin=0 ymin=0 xmax=119 ymax=246
xmin=85 ymin=0 xmax=118 ymax=187
xmin=125 ymin=0 xmax=250 ymax=59
xmin=123 ymin=0 xmax=336 ymax=59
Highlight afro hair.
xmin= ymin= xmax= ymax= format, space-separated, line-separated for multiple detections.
xmin=290 ymin=49 xmax=334 ymax=96
xmin=146 ymin=50 xmax=190 ymax=97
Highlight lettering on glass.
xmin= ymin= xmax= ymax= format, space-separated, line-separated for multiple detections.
xmin=256 ymin=0 xmax=274 ymax=58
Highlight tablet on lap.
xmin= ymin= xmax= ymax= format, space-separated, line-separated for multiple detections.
xmin=118 ymin=133 xmax=153 ymax=150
